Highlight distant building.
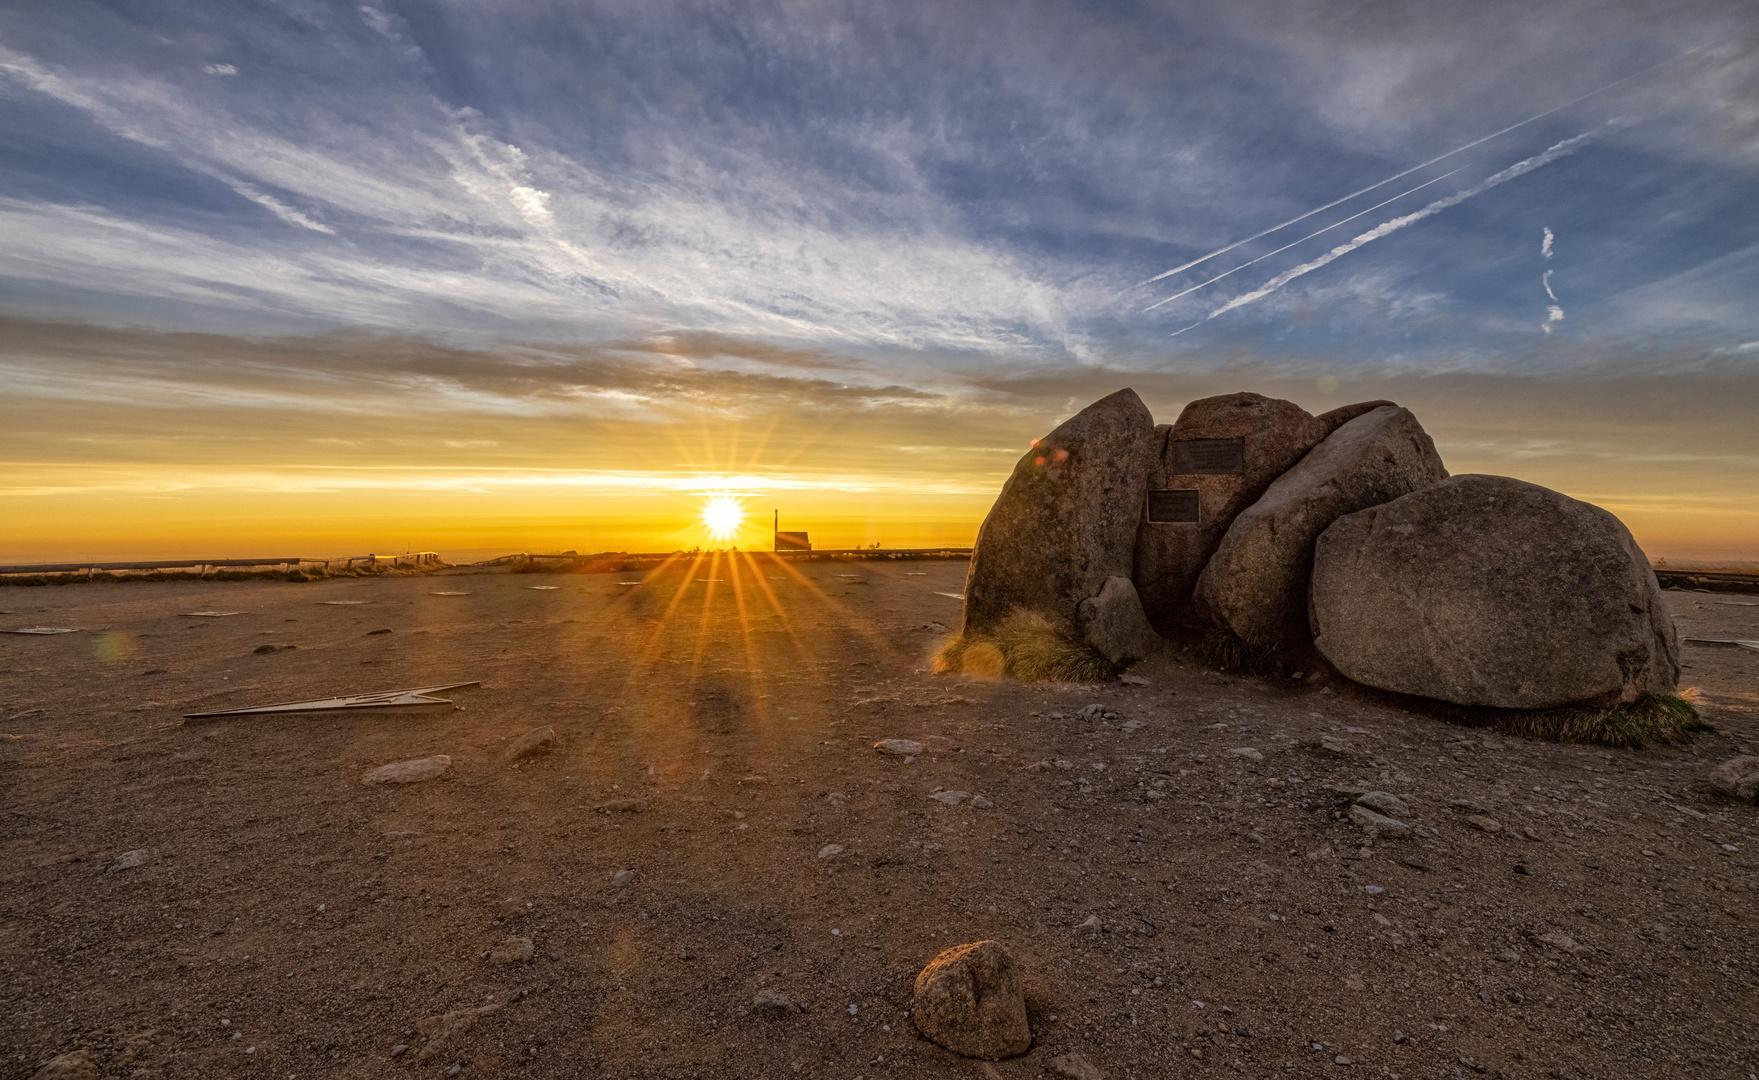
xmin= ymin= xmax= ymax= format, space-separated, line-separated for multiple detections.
xmin=772 ymin=511 xmax=811 ymax=551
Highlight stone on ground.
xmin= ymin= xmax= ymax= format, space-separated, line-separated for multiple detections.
xmin=29 ymin=1050 xmax=98 ymax=1080
xmin=752 ymin=988 xmax=801 ymax=1016
xmin=1195 ymin=406 xmax=1447 ymax=651
xmin=912 ymin=940 xmax=1032 ymax=1060
xmin=111 ymin=848 xmax=148 ymax=870
xmin=1310 ymin=474 xmax=1680 ymax=708
xmin=504 ymin=725 xmax=555 ymax=761
xmin=1348 ymin=804 xmax=1410 ymax=838
xmin=1074 ymin=576 xmax=1162 ymax=665
xmin=1133 ymin=392 xmax=1328 ymax=627
xmin=488 ymin=936 xmax=534 ymax=964
xmin=1354 ymin=791 xmax=1411 ymax=818
xmin=1050 ymin=1051 xmax=1105 ymax=1079
xmin=1709 ymin=756 xmax=1759 ymax=801
xmin=361 ymin=755 xmax=452 ymax=785
xmin=962 ymin=388 xmax=1157 ymax=647
xmin=874 ymin=738 xmax=924 ymax=757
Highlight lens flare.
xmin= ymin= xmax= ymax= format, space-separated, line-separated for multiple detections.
xmin=700 ymin=494 xmax=745 ymax=542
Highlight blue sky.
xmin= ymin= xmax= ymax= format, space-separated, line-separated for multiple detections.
xmin=2 ymin=1 xmax=1757 ymax=559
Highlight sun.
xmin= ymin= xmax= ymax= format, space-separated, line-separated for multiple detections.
xmin=700 ymin=494 xmax=745 ymax=542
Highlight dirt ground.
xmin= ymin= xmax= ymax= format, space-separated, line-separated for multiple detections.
xmin=2 ymin=559 xmax=1757 ymax=1080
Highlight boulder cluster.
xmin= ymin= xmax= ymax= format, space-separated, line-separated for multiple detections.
xmin=953 ymin=388 xmax=1680 ymax=710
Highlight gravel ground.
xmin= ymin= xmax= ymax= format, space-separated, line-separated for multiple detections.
xmin=2 ymin=562 xmax=1756 ymax=1079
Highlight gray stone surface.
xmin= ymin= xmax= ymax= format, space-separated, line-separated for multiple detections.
xmin=1074 ymin=576 xmax=1162 ymax=664
xmin=1195 ymin=406 xmax=1447 ymax=650
xmin=1310 ymin=474 xmax=1681 ymax=709
xmin=361 ymin=755 xmax=452 ymax=785
xmin=912 ymin=940 xmax=1032 ymax=1059
xmin=1355 ymin=791 xmax=1411 ymax=819
xmin=1348 ymin=804 xmax=1410 ymax=838
xmin=962 ymin=388 xmax=1157 ymax=640
xmin=1133 ymin=393 xmax=1327 ymax=627
xmin=1709 ymin=755 xmax=1759 ymax=801
xmin=1315 ymin=399 xmax=1397 ymax=435
xmin=505 ymin=725 xmax=555 ymax=762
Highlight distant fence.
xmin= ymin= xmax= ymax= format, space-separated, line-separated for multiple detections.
xmin=0 ymin=552 xmax=444 ymax=581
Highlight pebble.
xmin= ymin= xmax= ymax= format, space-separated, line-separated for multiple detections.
xmin=611 ymin=869 xmax=636 ymax=886
xmin=752 ymin=988 xmax=802 ymax=1016
xmin=1315 ymin=735 xmax=1353 ymax=757
xmin=1347 ymin=804 xmax=1409 ymax=839
xmin=1537 ymin=932 xmax=1587 ymax=955
xmin=1076 ymin=915 xmax=1102 ymax=931
xmin=1230 ymin=747 xmax=1264 ymax=762
xmin=1334 ymin=1055 xmax=1352 ymax=1065
xmin=817 ymin=844 xmax=845 ymax=859
xmin=361 ymin=756 xmax=452 ymax=785
xmin=504 ymin=726 xmax=555 ymax=762
xmin=487 ymin=936 xmax=534 ymax=964
xmin=252 ymin=643 xmax=296 ymax=654
xmin=930 ymin=790 xmax=970 ymax=806
xmin=1708 ymin=755 xmax=1759 ymax=801
xmin=1465 ymin=815 xmax=1502 ymax=834
xmin=971 ymin=795 xmax=995 ymax=809
xmin=1050 ymin=1051 xmax=1105 ymax=1079
xmin=390 ymin=1044 xmax=408 ymax=1058
xmin=111 ymin=849 xmax=149 ymax=871
xmin=1119 ymin=674 xmax=1149 ymax=686
xmin=1354 ymin=791 xmax=1410 ymax=819
xmin=874 ymin=738 xmax=924 ymax=757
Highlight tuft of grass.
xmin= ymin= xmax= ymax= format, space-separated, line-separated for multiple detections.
xmin=1192 ymin=628 xmax=1281 ymax=676
xmin=933 ymin=609 xmax=1117 ymax=683
xmin=1386 ymin=687 xmax=1704 ymax=749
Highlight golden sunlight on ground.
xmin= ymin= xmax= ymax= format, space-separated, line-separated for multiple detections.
xmin=699 ymin=494 xmax=747 ymax=543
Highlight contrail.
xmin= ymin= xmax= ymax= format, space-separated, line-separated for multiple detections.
xmin=1130 ymin=45 xmax=1702 ymax=295
xmin=1169 ymin=129 xmax=1599 ymax=337
xmin=1141 ymin=165 xmax=1468 ymax=313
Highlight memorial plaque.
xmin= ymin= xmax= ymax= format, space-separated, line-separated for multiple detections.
xmin=1171 ymin=437 xmax=1246 ymax=475
xmin=1146 ymin=489 xmax=1201 ymax=524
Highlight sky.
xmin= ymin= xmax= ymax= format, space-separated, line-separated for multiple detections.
xmin=2 ymin=0 xmax=1757 ymax=562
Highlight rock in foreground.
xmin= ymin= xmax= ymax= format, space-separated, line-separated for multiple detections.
xmin=1195 ymin=405 xmax=1447 ymax=650
xmin=361 ymin=755 xmax=452 ymax=784
xmin=912 ymin=940 xmax=1031 ymax=1060
xmin=1709 ymin=756 xmax=1759 ymax=801
xmin=1311 ymin=474 xmax=1680 ymax=708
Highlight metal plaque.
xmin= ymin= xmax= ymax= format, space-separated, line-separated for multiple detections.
xmin=1171 ymin=438 xmax=1245 ymax=475
xmin=1146 ymin=489 xmax=1200 ymax=523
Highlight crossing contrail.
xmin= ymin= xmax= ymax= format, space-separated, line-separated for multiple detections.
xmin=1128 ymin=45 xmax=1703 ymax=296
xmin=1141 ymin=165 xmax=1468 ymax=313
xmin=1169 ymin=129 xmax=1599 ymax=337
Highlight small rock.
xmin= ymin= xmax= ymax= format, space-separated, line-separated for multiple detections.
xmin=1348 ymin=804 xmax=1410 ymax=839
xmin=930 ymin=790 xmax=970 ymax=806
xmin=1400 ymin=855 xmax=1428 ymax=871
xmin=488 ymin=936 xmax=534 ymax=964
xmin=1354 ymin=791 xmax=1410 ymax=819
xmin=1466 ymin=815 xmax=1502 ymax=834
xmin=367 ymin=628 xmax=393 ymax=635
xmin=1050 ymin=1051 xmax=1105 ymax=1079
xmin=1448 ymin=797 xmax=1489 ymax=814
xmin=1497 ymin=949 xmax=1520 ymax=963
xmin=1708 ymin=755 xmax=1759 ymax=801
xmin=594 ymin=798 xmax=645 ymax=813
xmin=1119 ymin=674 xmax=1149 ymax=686
xmin=874 ymin=738 xmax=924 ymax=757
xmin=252 ymin=643 xmax=296 ymax=654
xmin=1322 ymin=782 xmax=1371 ymax=797
xmin=28 ymin=1049 xmax=98 ymax=1079
xmin=1334 ymin=1055 xmax=1352 ymax=1065
xmin=611 ymin=869 xmax=635 ymax=886
xmin=1314 ymin=735 xmax=1353 ymax=757
xmin=912 ymin=940 xmax=1032 ymax=1060
xmin=390 ymin=1045 xmax=408 ymax=1058
xmin=1229 ymin=747 xmax=1263 ymax=762
xmin=971 ymin=795 xmax=995 ymax=809
xmin=504 ymin=726 xmax=555 ymax=762
xmin=752 ymin=988 xmax=801 ymax=1016
xmin=414 ymin=1004 xmax=500 ymax=1061
xmin=1537 ymin=931 xmax=1587 ymax=955
xmin=111 ymin=849 xmax=149 ymax=871
xmin=737 ymin=774 xmax=770 ymax=785
xmin=817 ymin=844 xmax=845 ymax=859
xmin=361 ymin=755 xmax=452 ymax=785
xmin=1393 ymin=1030 xmax=1407 ymax=1044
xmin=1076 ymin=914 xmax=1103 ymax=931
xmin=921 ymin=734 xmax=960 ymax=752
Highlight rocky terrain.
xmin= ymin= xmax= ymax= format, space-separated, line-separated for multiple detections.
xmin=2 ymin=562 xmax=1757 ymax=1079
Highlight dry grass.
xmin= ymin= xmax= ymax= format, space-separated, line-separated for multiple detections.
xmin=933 ymin=609 xmax=1117 ymax=683
xmin=1191 ymin=628 xmax=1282 ymax=677
xmin=1392 ymin=688 xmax=1705 ymax=749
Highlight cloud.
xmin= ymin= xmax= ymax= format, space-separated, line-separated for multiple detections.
xmin=202 ymin=63 xmax=237 ymax=76
xmin=1542 ymin=226 xmax=1555 ymax=258
xmin=227 ymin=183 xmax=336 ymax=234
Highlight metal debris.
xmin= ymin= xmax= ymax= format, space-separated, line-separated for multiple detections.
xmin=183 ymin=682 xmax=481 ymax=720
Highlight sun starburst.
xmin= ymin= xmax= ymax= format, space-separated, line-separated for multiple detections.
xmin=700 ymin=494 xmax=745 ymax=542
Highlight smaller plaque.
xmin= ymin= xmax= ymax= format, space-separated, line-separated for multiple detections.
xmin=1171 ymin=437 xmax=1246 ymax=475
xmin=1146 ymin=489 xmax=1200 ymax=523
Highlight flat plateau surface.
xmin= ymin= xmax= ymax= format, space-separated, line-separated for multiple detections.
xmin=2 ymin=561 xmax=1757 ymax=1079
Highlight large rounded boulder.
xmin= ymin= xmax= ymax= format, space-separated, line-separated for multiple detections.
xmin=1131 ymin=392 xmax=1328 ymax=628
xmin=1194 ymin=406 xmax=1448 ymax=651
xmin=1310 ymin=474 xmax=1680 ymax=709
xmin=961 ymin=388 xmax=1158 ymax=648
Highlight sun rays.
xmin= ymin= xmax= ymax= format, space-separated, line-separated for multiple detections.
xmin=699 ymin=494 xmax=746 ymax=543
